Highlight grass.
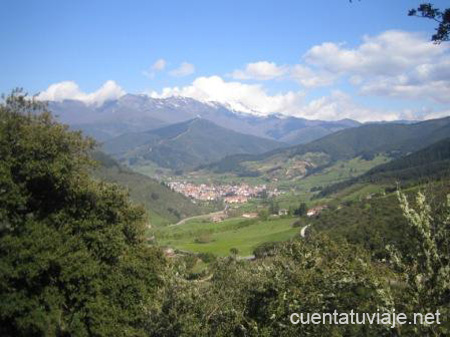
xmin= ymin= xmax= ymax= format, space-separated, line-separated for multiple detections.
xmin=155 ymin=216 xmax=300 ymax=256
xmin=271 ymin=155 xmax=390 ymax=208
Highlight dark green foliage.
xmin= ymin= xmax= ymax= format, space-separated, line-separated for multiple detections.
xmin=409 ymin=3 xmax=450 ymax=42
xmin=268 ymin=199 xmax=279 ymax=214
xmin=147 ymin=236 xmax=393 ymax=336
xmin=91 ymin=151 xmax=205 ymax=226
xmin=294 ymin=202 xmax=308 ymax=217
xmin=252 ymin=241 xmax=280 ymax=258
xmin=311 ymin=183 xmax=450 ymax=261
xmin=0 ymin=91 xmax=165 ymax=336
xmin=320 ymin=137 xmax=450 ymax=197
xmin=198 ymin=252 xmax=216 ymax=263
xmin=291 ymin=219 xmax=305 ymax=228
xmin=229 ymin=247 xmax=239 ymax=257
xmin=308 ymin=195 xmax=410 ymax=260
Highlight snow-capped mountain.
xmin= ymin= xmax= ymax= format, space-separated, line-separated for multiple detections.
xmin=48 ymin=94 xmax=361 ymax=144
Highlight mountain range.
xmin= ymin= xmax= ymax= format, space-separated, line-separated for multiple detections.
xmin=102 ymin=118 xmax=284 ymax=170
xmin=203 ymin=116 xmax=450 ymax=179
xmin=319 ymin=137 xmax=450 ymax=196
xmin=49 ymin=94 xmax=360 ymax=145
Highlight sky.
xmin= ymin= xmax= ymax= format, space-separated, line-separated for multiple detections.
xmin=1 ymin=0 xmax=449 ymax=121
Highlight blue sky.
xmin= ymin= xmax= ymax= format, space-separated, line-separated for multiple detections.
xmin=1 ymin=0 xmax=449 ymax=121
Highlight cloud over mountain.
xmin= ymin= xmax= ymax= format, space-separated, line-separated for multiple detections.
xmin=37 ymin=80 xmax=125 ymax=106
xmin=149 ymin=75 xmax=305 ymax=116
xmin=36 ymin=31 xmax=450 ymax=121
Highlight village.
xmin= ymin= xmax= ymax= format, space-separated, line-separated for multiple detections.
xmin=167 ymin=181 xmax=282 ymax=203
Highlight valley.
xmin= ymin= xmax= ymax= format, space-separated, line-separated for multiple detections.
xmin=85 ymin=105 xmax=450 ymax=257
xmin=4 ymin=2 xmax=450 ymax=335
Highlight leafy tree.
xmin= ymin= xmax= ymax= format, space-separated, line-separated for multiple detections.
xmin=294 ymin=202 xmax=308 ymax=217
xmin=147 ymin=236 xmax=394 ymax=336
xmin=409 ymin=3 xmax=450 ymax=43
xmin=389 ymin=191 xmax=450 ymax=336
xmin=0 ymin=90 xmax=165 ymax=336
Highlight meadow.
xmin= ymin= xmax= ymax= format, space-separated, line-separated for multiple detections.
xmin=154 ymin=216 xmax=300 ymax=256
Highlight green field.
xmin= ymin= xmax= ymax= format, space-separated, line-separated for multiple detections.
xmin=155 ymin=216 xmax=300 ymax=256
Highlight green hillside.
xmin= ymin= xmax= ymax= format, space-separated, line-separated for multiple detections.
xmin=91 ymin=151 xmax=208 ymax=226
xmin=103 ymin=118 xmax=285 ymax=171
xmin=204 ymin=117 xmax=450 ymax=179
xmin=320 ymin=137 xmax=450 ymax=196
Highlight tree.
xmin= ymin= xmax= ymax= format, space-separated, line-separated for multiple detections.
xmin=0 ymin=90 xmax=165 ymax=336
xmin=147 ymin=236 xmax=394 ymax=336
xmin=268 ymin=199 xmax=279 ymax=215
xmin=409 ymin=3 xmax=450 ymax=43
xmin=294 ymin=202 xmax=308 ymax=217
xmin=389 ymin=191 xmax=450 ymax=336
xmin=350 ymin=2 xmax=449 ymax=43
xmin=258 ymin=208 xmax=269 ymax=221
xmin=229 ymin=247 xmax=239 ymax=258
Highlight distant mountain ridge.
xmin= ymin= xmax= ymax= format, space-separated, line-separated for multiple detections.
xmin=203 ymin=116 xmax=450 ymax=177
xmin=103 ymin=118 xmax=285 ymax=170
xmin=319 ymin=137 xmax=450 ymax=196
xmin=49 ymin=94 xmax=360 ymax=144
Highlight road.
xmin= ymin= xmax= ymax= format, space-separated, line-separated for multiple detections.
xmin=300 ymin=224 xmax=311 ymax=238
xmin=170 ymin=209 xmax=226 ymax=227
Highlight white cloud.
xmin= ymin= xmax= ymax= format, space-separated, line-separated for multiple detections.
xmin=147 ymin=75 xmax=405 ymax=121
xmin=230 ymin=61 xmax=288 ymax=80
xmin=152 ymin=58 xmax=166 ymax=71
xmin=169 ymin=62 xmax=195 ymax=77
xmin=37 ymin=80 xmax=125 ymax=106
xmin=290 ymin=65 xmax=336 ymax=88
xmin=143 ymin=58 xmax=167 ymax=78
xmin=303 ymin=30 xmax=450 ymax=102
xmin=230 ymin=61 xmax=332 ymax=88
xmin=295 ymin=90 xmax=400 ymax=122
xmin=149 ymin=75 xmax=305 ymax=116
xmin=229 ymin=31 xmax=450 ymax=101
xmin=423 ymin=109 xmax=450 ymax=120
xmin=305 ymin=31 xmax=445 ymax=75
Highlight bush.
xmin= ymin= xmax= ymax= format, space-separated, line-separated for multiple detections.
xmin=198 ymin=252 xmax=216 ymax=263
xmin=194 ymin=233 xmax=213 ymax=244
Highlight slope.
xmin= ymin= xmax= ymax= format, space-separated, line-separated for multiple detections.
xmin=204 ymin=116 xmax=450 ymax=179
xmin=91 ymin=151 xmax=206 ymax=226
xmin=103 ymin=118 xmax=285 ymax=171
xmin=319 ymin=137 xmax=450 ymax=196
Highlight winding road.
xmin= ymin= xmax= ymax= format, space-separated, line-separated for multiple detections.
xmin=300 ymin=224 xmax=311 ymax=238
xmin=170 ymin=209 xmax=226 ymax=227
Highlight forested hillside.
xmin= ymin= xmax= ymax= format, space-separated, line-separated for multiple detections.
xmin=103 ymin=118 xmax=284 ymax=170
xmin=320 ymin=137 xmax=450 ymax=196
xmin=91 ymin=151 xmax=207 ymax=226
xmin=203 ymin=116 xmax=450 ymax=178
